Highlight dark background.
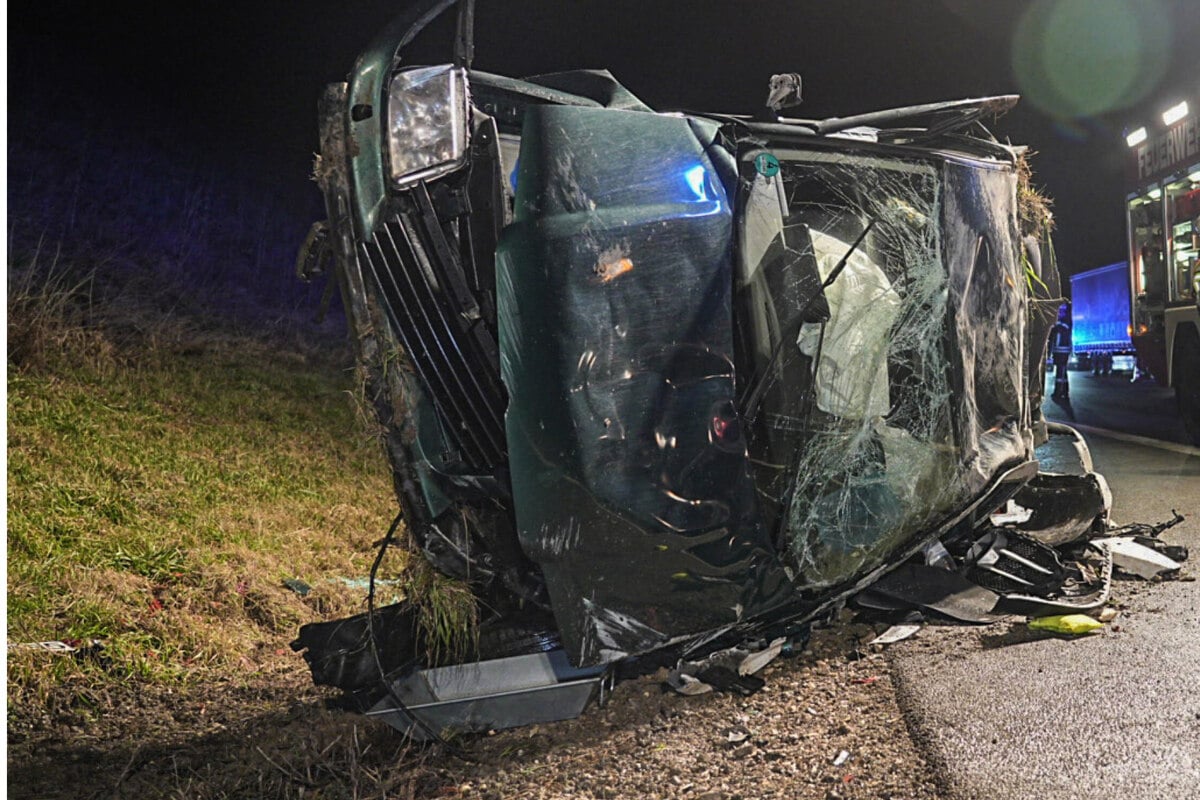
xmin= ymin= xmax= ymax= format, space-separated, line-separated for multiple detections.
xmin=9 ymin=0 xmax=1200 ymax=303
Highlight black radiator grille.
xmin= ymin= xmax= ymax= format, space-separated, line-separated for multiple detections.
xmin=357 ymin=211 xmax=506 ymax=470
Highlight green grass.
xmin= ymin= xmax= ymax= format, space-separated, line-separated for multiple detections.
xmin=6 ymin=319 xmax=401 ymax=710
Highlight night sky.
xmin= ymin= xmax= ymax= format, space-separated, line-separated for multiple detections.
xmin=10 ymin=0 xmax=1200 ymax=279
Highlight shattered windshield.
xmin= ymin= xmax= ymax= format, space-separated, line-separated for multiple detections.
xmin=737 ymin=150 xmax=1025 ymax=587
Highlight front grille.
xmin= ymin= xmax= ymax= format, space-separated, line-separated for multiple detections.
xmin=357 ymin=210 xmax=506 ymax=471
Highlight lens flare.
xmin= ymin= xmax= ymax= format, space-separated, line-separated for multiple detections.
xmin=1012 ymin=0 xmax=1170 ymax=119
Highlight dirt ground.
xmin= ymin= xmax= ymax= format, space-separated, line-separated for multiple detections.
xmin=7 ymin=617 xmax=943 ymax=800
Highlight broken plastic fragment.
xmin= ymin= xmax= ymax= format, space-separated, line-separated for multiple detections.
xmin=738 ymin=637 xmax=786 ymax=676
xmin=923 ymin=539 xmax=955 ymax=570
xmin=833 ymin=750 xmax=851 ymax=767
xmin=283 ymin=578 xmax=312 ymax=596
xmin=990 ymin=499 xmax=1034 ymax=526
xmin=666 ymin=636 xmax=790 ymax=696
xmin=861 ymin=563 xmax=1001 ymax=623
xmin=723 ymin=726 xmax=751 ymax=745
xmin=666 ymin=671 xmax=713 ymax=696
xmin=869 ymin=624 xmax=921 ymax=646
xmin=1027 ymin=614 xmax=1103 ymax=635
xmin=8 ymin=639 xmax=100 ymax=653
xmin=1093 ymin=537 xmax=1183 ymax=580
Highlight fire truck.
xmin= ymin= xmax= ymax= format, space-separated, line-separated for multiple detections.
xmin=1125 ymin=98 xmax=1200 ymax=444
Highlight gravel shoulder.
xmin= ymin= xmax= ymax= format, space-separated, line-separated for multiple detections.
xmin=8 ymin=621 xmax=943 ymax=800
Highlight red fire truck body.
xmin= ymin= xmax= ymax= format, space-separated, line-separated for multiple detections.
xmin=1126 ymin=100 xmax=1200 ymax=444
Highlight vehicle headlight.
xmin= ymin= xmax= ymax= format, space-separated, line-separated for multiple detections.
xmin=386 ymin=65 xmax=468 ymax=187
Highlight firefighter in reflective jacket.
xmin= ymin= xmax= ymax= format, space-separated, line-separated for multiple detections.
xmin=1049 ymin=303 xmax=1072 ymax=399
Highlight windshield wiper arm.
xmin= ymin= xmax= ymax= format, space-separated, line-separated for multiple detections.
xmin=740 ymin=218 xmax=878 ymax=424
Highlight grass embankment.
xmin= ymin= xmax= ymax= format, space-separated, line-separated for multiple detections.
xmin=6 ymin=266 xmax=400 ymax=733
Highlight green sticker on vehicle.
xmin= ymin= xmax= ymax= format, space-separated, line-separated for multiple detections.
xmin=754 ymin=152 xmax=780 ymax=177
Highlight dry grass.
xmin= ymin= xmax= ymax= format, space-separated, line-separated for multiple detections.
xmin=4 ymin=241 xmax=511 ymax=798
xmin=6 ymin=254 xmax=404 ymax=734
xmin=7 ymin=238 xmax=116 ymax=374
xmin=1016 ymin=148 xmax=1055 ymax=237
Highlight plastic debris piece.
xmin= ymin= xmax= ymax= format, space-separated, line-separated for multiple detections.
xmin=283 ymin=578 xmax=312 ymax=596
xmin=695 ymin=665 xmax=765 ymax=696
xmin=1104 ymin=510 xmax=1185 ymax=539
xmin=1027 ymin=614 xmax=1103 ymax=635
xmin=1095 ymin=537 xmax=1182 ymax=579
xmin=8 ymin=640 xmax=92 ymax=653
xmin=739 ymin=637 xmax=786 ymax=676
xmin=330 ymin=577 xmax=401 ymax=590
xmin=666 ymin=671 xmax=713 ymax=696
xmin=1131 ymin=535 xmax=1188 ymax=564
xmin=1097 ymin=607 xmax=1119 ymax=623
xmin=723 ymin=726 xmax=750 ymax=745
xmin=923 ymin=539 xmax=955 ymax=570
xmin=990 ymin=499 xmax=1034 ymax=526
xmin=869 ymin=624 xmax=921 ymax=646
xmin=666 ymin=636 xmax=792 ymax=696
xmin=833 ymin=750 xmax=851 ymax=767
xmin=864 ymin=563 xmax=1001 ymax=623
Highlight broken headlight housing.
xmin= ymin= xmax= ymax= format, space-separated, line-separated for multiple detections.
xmin=386 ymin=65 xmax=468 ymax=187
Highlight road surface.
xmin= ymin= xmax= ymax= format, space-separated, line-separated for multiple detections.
xmin=1044 ymin=368 xmax=1191 ymax=446
xmin=891 ymin=384 xmax=1200 ymax=799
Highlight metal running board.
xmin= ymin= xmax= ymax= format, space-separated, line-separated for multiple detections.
xmin=366 ymin=649 xmax=612 ymax=740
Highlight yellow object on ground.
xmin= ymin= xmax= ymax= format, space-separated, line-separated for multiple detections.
xmin=1027 ymin=614 xmax=1104 ymax=635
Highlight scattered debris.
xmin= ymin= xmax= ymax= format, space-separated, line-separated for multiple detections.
xmin=833 ymin=750 xmax=851 ymax=767
xmin=1105 ymin=510 xmax=1186 ymax=539
xmin=8 ymin=639 xmax=102 ymax=654
xmin=722 ymin=726 xmax=750 ymax=746
xmin=1094 ymin=537 xmax=1184 ymax=579
xmin=1027 ymin=614 xmax=1104 ymax=636
xmin=1097 ymin=607 xmax=1119 ymax=623
xmin=739 ymin=637 xmax=787 ymax=675
xmin=869 ymin=625 xmax=921 ymax=646
xmin=666 ymin=671 xmax=713 ymax=696
xmin=990 ymin=499 xmax=1034 ymax=526
xmin=664 ymin=637 xmax=790 ymax=697
xmin=282 ymin=578 xmax=312 ymax=596
xmin=857 ymin=564 xmax=1001 ymax=624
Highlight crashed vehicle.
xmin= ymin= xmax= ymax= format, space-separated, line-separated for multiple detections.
xmin=293 ymin=0 xmax=1111 ymax=736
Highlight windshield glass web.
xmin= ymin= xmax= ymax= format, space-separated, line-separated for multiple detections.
xmin=736 ymin=152 xmax=963 ymax=587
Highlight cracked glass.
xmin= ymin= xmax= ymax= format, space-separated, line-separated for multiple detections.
xmin=737 ymin=150 xmax=1028 ymax=588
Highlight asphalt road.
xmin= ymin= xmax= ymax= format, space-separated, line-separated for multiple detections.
xmin=891 ymin=389 xmax=1200 ymax=800
xmin=1043 ymin=368 xmax=1192 ymax=446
